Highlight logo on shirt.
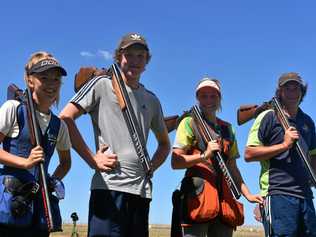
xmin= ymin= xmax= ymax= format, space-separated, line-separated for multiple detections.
xmin=47 ymin=131 xmax=57 ymax=146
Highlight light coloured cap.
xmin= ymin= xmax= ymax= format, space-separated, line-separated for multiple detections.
xmin=195 ymin=78 xmax=221 ymax=95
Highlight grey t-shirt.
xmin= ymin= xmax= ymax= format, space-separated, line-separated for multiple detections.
xmin=71 ymin=75 xmax=166 ymax=198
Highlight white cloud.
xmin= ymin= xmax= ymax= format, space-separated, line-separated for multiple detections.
xmin=97 ymin=50 xmax=112 ymax=60
xmin=80 ymin=51 xmax=95 ymax=57
xmin=79 ymin=50 xmax=112 ymax=61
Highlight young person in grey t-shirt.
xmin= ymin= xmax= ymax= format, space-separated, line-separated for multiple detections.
xmin=60 ymin=33 xmax=170 ymax=237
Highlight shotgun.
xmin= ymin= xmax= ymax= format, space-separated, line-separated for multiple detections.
xmin=191 ymin=105 xmax=241 ymax=199
xmin=238 ymin=97 xmax=316 ymax=186
xmin=7 ymin=83 xmax=54 ymax=231
xmin=237 ymin=102 xmax=271 ymax=125
xmin=73 ymin=66 xmax=179 ymax=132
xmin=164 ymin=115 xmax=179 ymax=133
xmin=111 ymin=63 xmax=152 ymax=177
xmin=271 ymin=97 xmax=316 ymax=187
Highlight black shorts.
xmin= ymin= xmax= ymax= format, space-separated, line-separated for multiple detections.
xmin=88 ymin=189 xmax=151 ymax=237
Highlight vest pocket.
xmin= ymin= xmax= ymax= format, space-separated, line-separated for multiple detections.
xmin=0 ymin=175 xmax=36 ymax=227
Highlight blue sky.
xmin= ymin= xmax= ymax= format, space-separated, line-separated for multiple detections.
xmin=1 ymin=0 xmax=316 ymax=226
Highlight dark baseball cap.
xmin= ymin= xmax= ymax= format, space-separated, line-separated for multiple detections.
xmin=28 ymin=58 xmax=67 ymax=76
xmin=278 ymin=72 xmax=304 ymax=87
xmin=117 ymin=33 xmax=149 ymax=51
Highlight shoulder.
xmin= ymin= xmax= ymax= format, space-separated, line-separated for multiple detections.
xmin=217 ymin=117 xmax=232 ymax=128
xmin=141 ymin=84 xmax=160 ymax=101
xmin=253 ymin=109 xmax=275 ymax=127
xmin=216 ymin=117 xmax=236 ymax=140
xmin=298 ymin=108 xmax=314 ymax=125
xmin=177 ymin=115 xmax=193 ymax=133
xmin=71 ymin=75 xmax=110 ymax=103
xmin=84 ymin=75 xmax=111 ymax=90
xmin=1 ymin=99 xmax=20 ymax=110
xmin=0 ymin=100 xmax=21 ymax=117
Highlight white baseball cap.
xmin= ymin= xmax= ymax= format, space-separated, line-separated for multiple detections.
xmin=195 ymin=78 xmax=221 ymax=95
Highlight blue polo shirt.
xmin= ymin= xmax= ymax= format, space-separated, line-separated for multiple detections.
xmin=247 ymin=108 xmax=316 ymax=199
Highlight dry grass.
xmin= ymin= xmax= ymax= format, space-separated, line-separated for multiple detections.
xmin=50 ymin=224 xmax=264 ymax=237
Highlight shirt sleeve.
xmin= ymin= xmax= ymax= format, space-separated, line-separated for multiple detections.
xmin=229 ymin=126 xmax=240 ymax=159
xmin=309 ymin=119 xmax=316 ymax=156
xmin=70 ymin=76 xmax=104 ymax=113
xmin=150 ymin=99 xmax=167 ymax=135
xmin=246 ymin=110 xmax=272 ymax=147
xmin=56 ymin=119 xmax=72 ymax=151
xmin=173 ymin=116 xmax=195 ymax=150
xmin=0 ymin=100 xmax=19 ymax=136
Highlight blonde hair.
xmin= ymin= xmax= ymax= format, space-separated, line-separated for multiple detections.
xmin=25 ymin=51 xmax=58 ymax=75
xmin=24 ymin=51 xmax=62 ymax=107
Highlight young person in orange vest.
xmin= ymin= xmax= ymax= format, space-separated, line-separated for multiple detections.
xmin=172 ymin=78 xmax=263 ymax=237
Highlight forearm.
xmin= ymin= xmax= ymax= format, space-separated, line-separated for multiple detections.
xmin=228 ymin=159 xmax=262 ymax=203
xmin=61 ymin=116 xmax=96 ymax=169
xmin=52 ymin=150 xmax=71 ymax=180
xmin=228 ymin=160 xmax=244 ymax=193
xmin=171 ymin=148 xmax=204 ymax=169
xmin=0 ymin=149 xmax=28 ymax=169
xmin=245 ymin=143 xmax=288 ymax=162
xmin=151 ymin=142 xmax=170 ymax=172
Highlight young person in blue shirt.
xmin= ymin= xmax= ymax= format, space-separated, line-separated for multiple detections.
xmin=245 ymin=72 xmax=316 ymax=237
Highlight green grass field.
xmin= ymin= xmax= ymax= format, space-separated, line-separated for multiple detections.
xmin=50 ymin=224 xmax=264 ymax=237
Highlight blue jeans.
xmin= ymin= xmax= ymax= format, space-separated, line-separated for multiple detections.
xmin=88 ymin=189 xmax=151 ymax=237
xmin=264 ymin=194 xmax=316 ymax=237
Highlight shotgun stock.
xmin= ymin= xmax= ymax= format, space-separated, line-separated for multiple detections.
xmin=237 ymin=102 xmax=271 ymax=125
xmin=7 ymin=83 xmax=54 ymax=232
xmin=7 ymin=84 xmax=24 ymax=101
xmin=74 ymin=67 xmax=108 ymax=92
xmin=164 ymin=115 xmax=179 ymax=133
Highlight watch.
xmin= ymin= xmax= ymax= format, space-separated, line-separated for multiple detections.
xmin=200 ymin=152 xmax=207 ymax=161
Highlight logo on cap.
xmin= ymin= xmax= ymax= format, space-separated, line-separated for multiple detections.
xmin=40 ymin=59 xmax=59 ymax=67
xmin=130 ymin=34 xmax=142 ymax=41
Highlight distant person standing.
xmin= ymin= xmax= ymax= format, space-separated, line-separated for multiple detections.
xmin=245 ymin=72 xmax=316 ymax=236
xmin=60 ymin=33 xmax=170 ymax=237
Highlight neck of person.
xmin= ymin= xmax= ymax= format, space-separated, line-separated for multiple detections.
xmin=123 ymin=73 xmax=140 ymax=89
xmin=33 ymin=97 xmax=51 ymax=114
xmin=283 ymin=103 xmax=299 ymax=118
xmin=203 ymin=110 xmax=217 ymax=124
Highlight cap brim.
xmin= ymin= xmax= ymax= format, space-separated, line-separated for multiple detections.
xmin=279 ymin=78 xmax=303 ymax=86
xmin=121 ymin=42 xmax=148 ymax=50
xmin=32 ymin=65 xmax=67 ymax=76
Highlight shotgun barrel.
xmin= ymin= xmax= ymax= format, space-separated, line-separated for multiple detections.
xmin=191 ymin=105 xmax=241 ymax=199
xmin=111 ymin=63 xmax=152 ymax=177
